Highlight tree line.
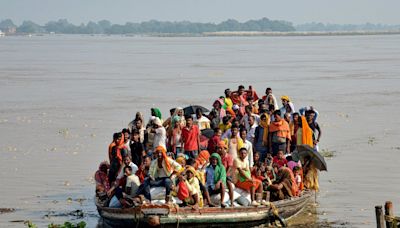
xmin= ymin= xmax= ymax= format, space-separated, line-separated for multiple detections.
xmin=0 ymin=18 xmax=295 ymax=34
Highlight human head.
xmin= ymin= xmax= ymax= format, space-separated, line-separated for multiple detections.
xmin=238 ymin=85 xmax=245 ymax=95
xmin=114 ymin=132 xmax=123 ymax=144
xmin=135 ymin=119 xmax=142 ymax=129
xmin=249 ymin=115 xmax=255 ymax=126
xmin=169 ymin=108 xmax=176 ymax=116
xmin=155 ymin=146 xmax=166 ymax=161
xmin=185 ymin=115 xmax=193 ymax=127
xmin=124 ymin=165 xmax=132 ymax=176
xmin=277 ymin=150 xmax=284 ymax=159
xmin=144 ymin=156 xmax=152 ymax=168
xmin=210 ymin=156 xmax=218 ymax=167
xmin=186 ymin=168 xmax=195 ymax=179
xmin=224 ymin=88 xmax=231 ymax=97
xmin=306 ymin=110 xmax=316 ymax=122
xmin=186 ymin=158 xmax=196 ymax=167
xmin=260 ymin=114 xmax=268 ymax=123
xmin=222 ymin=116 xmax=230 ymax=125
xmin=266 ymin=87 xmax=272 ymax=95
xmin=259 ymin=104 xmax=268 ymax=113
xmin=214 ymin=127 xmax=222 ymax=137
xmin=286 ymin=155 xmax=293 ymax=162
xmin=281 ymin=95 xmax=290 ymax=106
xmin=245 ymin=105 xmax=252 ymax=115
xmin=213 ymin=100 xmax=222 ymax=110
xmin=195 ymin=108 xmax=203 ymax=119
xmin=122 ymin=128 xmax=130 ymax=141
xmin=123 ymin=155 xmax=132 ymax=166
xmin=153 ymin=117 xmax=162 ymax=128
xmin=176 ymin=155 xmax=186 ymax=166
xmin=131 ymin=129 xmax=140 ymax=142
xmin=99 ymin=161 xmax=109 ymax=173
xmin=273 ymin=110 xmax=282 ymax=121
xmin=216 ymin=141 xmax=227 ymax=155
xmin=239 ymin=147 xmax=248 ymax=160
xmin=254 ymin=152 xmax=260 ymax=163
xmin=231 ymin=124 xmax=239 ymax=138
xmin=293 ymin=166 xmax=301 ymax=175
xmin=293 ymin=113 xmax=300 ymax=122
xmin=240 ymin=128 xmax=247 ymax=141
xmin=284 ymin=113 xmax=291 ymax=123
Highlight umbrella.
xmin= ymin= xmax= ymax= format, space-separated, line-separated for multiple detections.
xmin=183 ymin=105 xmax=210 ymax=116
xmin=296 ymin=144 xmax=327 ymax=171
xmin=201 ymin=128 xmax=214 ymax=139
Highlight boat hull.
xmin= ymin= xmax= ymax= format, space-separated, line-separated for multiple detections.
xmin=96 ymin=190 xmax=315 ymax=227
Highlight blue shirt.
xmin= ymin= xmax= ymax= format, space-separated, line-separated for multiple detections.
xmin=205 ymin=166 xmax=215 ymax=189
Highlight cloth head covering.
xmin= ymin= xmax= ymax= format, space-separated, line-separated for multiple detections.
xmin=151 ymin=108 xmax=162 ymax=120
xmin=99 ymin=161 xmax=110 ymax=172
xmin=171 ymin=107 xmax=183 ymax=127
xmin=155 ymin=146 xmax=171 ymax=172
xmin=217 ymin=140 xmax=228 ymax=149
xmin=281 ymin=95 xmax=290 ymax=102
xmin=176 ymin=156 xmax=186 ymax=165
xmin=209 ymin=153 xmax=226 ymax=186
xmin=185 ymin=165 xmax=201 ymax=180
xmin=153 ymin=117 xmax=162 ymax=127
xmin=232 ymin=104 xmax=240 ymax=111
xmin=278 ymin=167 xmax=298 ymax=196
xmin=195 ymin=150 xmax=210 ymax=169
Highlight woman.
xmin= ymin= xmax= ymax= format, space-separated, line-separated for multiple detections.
xmin=267 ymin=167 xmax=299 ymax=201
xmin=254 ymin=113 xmax=270 ymax=161
xmin=289 ymin=113 xmax=300 ymax=152
xmin=180 ymin=166 xmax=203 ymax=208
xmin=170 ymin=116 xmax=183 ymax=156
xmin=211 ymin=99 xmax=226 ymax=126
xmin=95 ymin=161 xmax=110 ymax=195
xmin=234 ymin=148 xmax=264 ymax=206
xmin=302 ymin=156 xmax=319 ymax=192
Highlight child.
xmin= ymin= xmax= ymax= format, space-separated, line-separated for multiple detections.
xmin=293 ymin=166 xmax=302 ymax=191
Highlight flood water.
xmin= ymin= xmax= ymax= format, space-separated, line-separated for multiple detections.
xmin=1 ymin=34 xmax=400 ymax=227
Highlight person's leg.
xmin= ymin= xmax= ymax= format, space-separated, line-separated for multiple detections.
xmin=227 ymin=180 xmax=234 ymax=207
xmin=162 ymin=177 xmax=172 ymax=202
xmin=250 ymin=185 xmax=255 ymax=202
xmin=219 ymin=182 xmax=226 ymax=207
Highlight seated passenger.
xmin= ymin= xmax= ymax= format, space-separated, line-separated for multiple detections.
xmin=95 ymin=161 xmax=110 ymax=196
xmin=136 ymin=156 xmax=151 ymax=184
xmin=234 ymin=148 xmax=264 ymax=206
xmin=267 ymin=167 xmax=299 ymax=201
xmin=179 ymin=166 xmax=203 ymax=209
xmin=117 ymin=155 xmax=138 ymax=180
xmin=137 ymin=146 xmax=182 ymax=203
xmin=205 ymin=153 xmax=227 ymax=208
xmin=272 ymin=150 xmax=288 ymax=168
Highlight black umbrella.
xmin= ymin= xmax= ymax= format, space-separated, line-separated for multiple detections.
xmin=296 ymin=144 xmax=327 ymax=171
xmin=201 ymin=128 xmax=214 ymax=139
xmin=183 ymin=105 xmax=210 ymax=116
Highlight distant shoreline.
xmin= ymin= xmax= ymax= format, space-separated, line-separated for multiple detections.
xmin=3 ymin=30 xmax=400 ymax=38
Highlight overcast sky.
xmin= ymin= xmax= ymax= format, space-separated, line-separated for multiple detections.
xmin=1 ymin=0 xmax=400 ymax=25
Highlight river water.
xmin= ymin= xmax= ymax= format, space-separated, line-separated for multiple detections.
xmin=0 ymin=34 xmax=400 ymax=227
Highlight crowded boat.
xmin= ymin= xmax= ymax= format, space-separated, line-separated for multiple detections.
xmin=94 ymin=85 xmax=322 ymax=210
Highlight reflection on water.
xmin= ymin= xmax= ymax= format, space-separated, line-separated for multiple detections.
xmin=1 ymin=35 xmax=400 ymax=227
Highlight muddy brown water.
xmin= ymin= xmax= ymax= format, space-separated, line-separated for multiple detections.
xmin=1 ymin=35 xmax=400 ymax=227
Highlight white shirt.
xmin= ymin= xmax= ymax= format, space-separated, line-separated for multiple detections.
xmin=247 ymin=124 xmax=257 ymax=143
xmin=243 ymin=139 xmax=254 ymax=168
xmin=126 ymin=174 xmax=141 ymax=197
xmin=194 ymin=116 xmax=211 ymax=130
xmin=153 ymin=126 xmax=167 ymax=150
xmin=117 ymin=162 xmax=139 ymax=179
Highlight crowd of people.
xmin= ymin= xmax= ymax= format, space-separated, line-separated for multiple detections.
xmin=94 ymin=85 xmax=322 ymax=209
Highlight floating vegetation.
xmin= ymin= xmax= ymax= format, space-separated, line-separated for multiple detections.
xmin=368 ymin=136 xmax=377 ymax=145
xmin=391 ymin=146 xmax=400 ymax=150
xmin=319 ymin=149 xmax=336 ymax=158
xmin=25 ymin=221 xmax=86 ymax=228
xmin=0 ymin=208 xmax=15 ymax=214
xmin=58 ymin=128 xmax=70 ymax=138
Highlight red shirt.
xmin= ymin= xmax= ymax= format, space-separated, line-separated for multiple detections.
xmin=273 ymin=156 xmax=288 ymax=168
xmin=207 ymin=135 xmax=221 ymax=154
xmin=221 ymin=153 xmax=233 ymax=170
xmin=182 ymin=125 xmax=200 ymax=151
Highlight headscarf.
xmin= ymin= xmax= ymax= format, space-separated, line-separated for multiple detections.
xmin=300 ymin=116 xmax=314 ymax=147
xmin=171 ymin=107 xmax=184 ymax=127
xmin=195 ymin=150 xmax=210 ymax=169
xmin=135 ymin=112 xmax=145 ymax=127
xmin=278 ymin=167 xmax=298 ymax=197
xmin=280 ymin=95 xmax=291 ymax=102
xmin=176 ymin=156 xmax=186 ymax=166
xmin=209 ymin=153 xmax=226 ymax=186
xmin=259 ymin=114 xmax=270 ymax=145
xmin=153 ymin=117 xmax=162 ymax=127
xmin=151 ymin=108 xmax=162 ymax=120
xmin=155 ymin=146 xmax=171 ymax=172
xmin=185 ymin=165 xmax=202 ymax=181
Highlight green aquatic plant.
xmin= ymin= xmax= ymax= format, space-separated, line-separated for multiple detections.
xmin=48 ymin=221 xmax=86 ymax=228
xmin=319 ymin=149 xmax=336 ymax=158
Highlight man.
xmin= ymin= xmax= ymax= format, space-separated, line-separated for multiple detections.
xmin=122 ymin=128 xmax=131 ymax=155
xmin=306 ymin=110 xmax=322 ymax=151
xmin=107 ymin=166 xmax=134 ymax=208
xmin=194 ymin=108 xmax=211 ymax=130
xmin=117 ymin=155 xmax=139 ymax=180
xmin=181 ymin=115 xmax=200 ymax=159
xmin=269 ymin=110 xmax=291 ymax=156
xmin=246 ymin=115 xmax=257 ymax=143
xmin=279 ymin=95 xmax=295 ymax=118
xmin=262 ymin=88 xmax=278 ymax=111
xmin=138 ymin=146 xmax=182 ymax=203
xmin=205 ymin=153 xmax=227 ymax=208
xmin=130 ymin=129 xmax=146 ymax=167
xmin=151 ymin=117 xmax=167 ymax=150
xmin=223 ymin=124 xmax=244 ymax=161
xmin=240 ymin=128 xmax=254 ymax=168
xmin=216 ymin=141 xmax=234 ymax=207
xmin=241 ymin=105 xmax=260 ymax=132
xmin=223 ymin=88 xmax=233 ymax=111
xmin=207 ymin=128 xmax=222 ymax=154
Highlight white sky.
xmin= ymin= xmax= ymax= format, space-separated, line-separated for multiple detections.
xmin=1 ymin=0 xmax=400 ymax=25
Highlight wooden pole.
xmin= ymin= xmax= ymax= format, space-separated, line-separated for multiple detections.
xmin=384 ymin=201 xmax=393 ymax=228
xmin=375 ymin=205 xmax=384 ymax=228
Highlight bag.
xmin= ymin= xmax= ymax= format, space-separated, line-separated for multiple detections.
xmin=177 ymin=181 xmax=189 ymax=200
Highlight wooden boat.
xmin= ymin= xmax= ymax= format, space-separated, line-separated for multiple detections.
xmin=96 ymin=190 xmax=315 ymax=227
